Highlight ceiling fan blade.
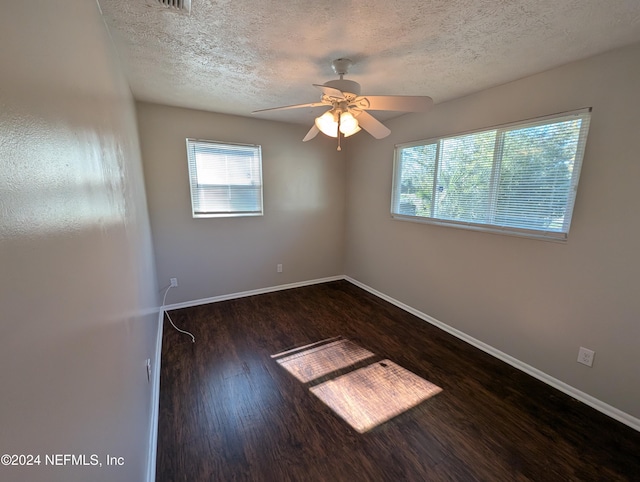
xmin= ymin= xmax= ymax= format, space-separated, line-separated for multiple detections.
xmin=312 ymin=84 xmax=345 ymax=100
xmin=252 ymin=102 xmax=326 ymax=114
xmin=303 ymin=125 xmax=320 ymax=142
xmin=356 ymin=111 xmax=391 ymax=139
xmin=352 ymin=95 xmax=433 ymax=112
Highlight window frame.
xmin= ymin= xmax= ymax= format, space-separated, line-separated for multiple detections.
xmin=390 ymin=108 xmax=591 ymax=242
xmin=186 ymin=138 xmax=264 ymax=219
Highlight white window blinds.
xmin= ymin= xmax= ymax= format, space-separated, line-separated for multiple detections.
xmin=391 ymin=109 xmax=591 ymax=241
xmin=186 ymin=139 xmax=263 ymax=218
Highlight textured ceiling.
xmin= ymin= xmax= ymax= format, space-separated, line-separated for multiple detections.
xmin=98 ymin=0 xmax=640 ymax=126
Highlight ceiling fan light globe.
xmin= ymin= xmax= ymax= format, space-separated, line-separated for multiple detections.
xmin=315 ymin=111 xmax=338 ymax=137
xmin=339 ymin=111 xmax=359 ymax=136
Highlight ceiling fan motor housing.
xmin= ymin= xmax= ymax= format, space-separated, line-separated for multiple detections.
xmin=324 ymin=79 xmax=361 ymax=96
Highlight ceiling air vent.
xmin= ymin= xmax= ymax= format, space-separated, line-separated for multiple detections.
xmin=147 ymin=0 xmax=191 ymax=15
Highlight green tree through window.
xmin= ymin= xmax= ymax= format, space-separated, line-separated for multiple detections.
xmin=391 ymin=109 xmax=591 ymax=241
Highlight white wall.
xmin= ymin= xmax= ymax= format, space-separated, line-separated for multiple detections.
xmin=345 ymin=43 xmax=640 ymax=419
xmin=137 ymin=102 xmax=346 ymax=304
xmin=0 ymin=2 xmax=159 ymax=481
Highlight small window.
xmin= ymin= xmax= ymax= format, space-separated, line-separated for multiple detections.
xmin=391 ymin=109 xmax=591 ymax=241
xmin=186 ymin=139 xmax=263 ymax=218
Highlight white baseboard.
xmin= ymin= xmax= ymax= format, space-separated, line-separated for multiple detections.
xmin=344 ymin=276 xmax=640 ymax=432
xmin=163 ymin=275 xmax=344 ymax=311
xmin=146 ymin=308 xmax=164 ymax=482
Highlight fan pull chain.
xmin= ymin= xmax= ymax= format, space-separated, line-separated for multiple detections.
xmin=337 ymin=113 xmax=342 ymax=151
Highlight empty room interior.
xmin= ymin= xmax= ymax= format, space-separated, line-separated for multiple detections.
xmin=2 ymin=1 xmax=640 ymax=481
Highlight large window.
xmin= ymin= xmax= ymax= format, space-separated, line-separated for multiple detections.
xmin=391 ymin=109 xmax=591 ymax=241
xmin=186 ymin=139 xmax=263 ymax=218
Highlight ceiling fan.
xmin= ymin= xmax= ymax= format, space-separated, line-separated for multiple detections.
xmin=252 ymin=58 xmax=434 ymax=150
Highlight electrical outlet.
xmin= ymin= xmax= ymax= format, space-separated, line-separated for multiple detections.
xmin=170 ymin=277 xmax=178 ymax=287
xmin=146 ymin=358 xmax=151 ymax=382
xmin=277 ymin=264 xmax=283 ymax=273
xmin=577 ymin=347 xmax=595 ymax=367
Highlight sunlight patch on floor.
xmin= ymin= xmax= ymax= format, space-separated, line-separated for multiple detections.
xmin=274 ymin=338 xmax=374 ymax=383
xmin=273 ymin=338 xmax=442 ymax=432
xmin=310 ymin=359 xmax=442 ymax=433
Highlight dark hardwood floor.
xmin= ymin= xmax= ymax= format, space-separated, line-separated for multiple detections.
xmin=156 ymin=280 xmax=640 ymax=481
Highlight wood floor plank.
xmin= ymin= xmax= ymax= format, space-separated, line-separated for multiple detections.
xmin=156 ymin=280 xmax=640 ymax=481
